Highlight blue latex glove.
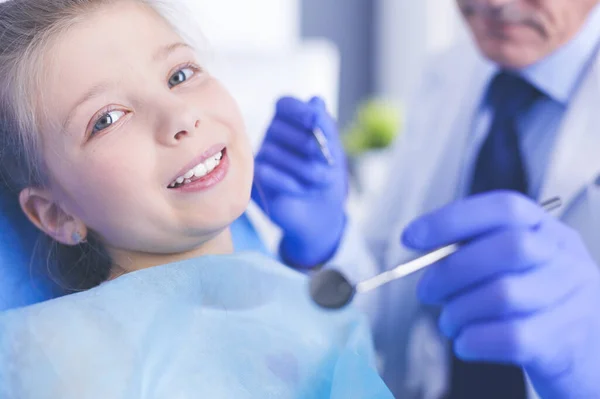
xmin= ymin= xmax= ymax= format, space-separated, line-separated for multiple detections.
xmin=402 ymin=191 xmax=600 ymax=398
xmin=253 ymin=96 xmax=348 ymax=268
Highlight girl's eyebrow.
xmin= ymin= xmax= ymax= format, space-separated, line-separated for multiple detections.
xmin=63 ymin=81 xmax=114 ymax=130
xmin=153 ymin=42 xmax=193 ymax=62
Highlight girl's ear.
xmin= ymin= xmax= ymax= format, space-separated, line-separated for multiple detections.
xmin=19 ymin=187 xmax=88 ymax=246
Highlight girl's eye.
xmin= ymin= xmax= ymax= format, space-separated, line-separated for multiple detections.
xmin=168 ymin=67 xmax=196 ymax=88
xmin=92 ymin=110 xmax=126 ymax=134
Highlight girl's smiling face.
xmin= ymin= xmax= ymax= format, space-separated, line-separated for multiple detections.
xmin=21 ymin=1 xmax=254 ymax=272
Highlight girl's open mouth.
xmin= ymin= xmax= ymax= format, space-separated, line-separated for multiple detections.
xmin=168 ymin=148 xmax=229 ymax=191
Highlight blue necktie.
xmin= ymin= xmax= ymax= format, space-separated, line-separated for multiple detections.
xmin=447 ymin=72 xmax=543 ymax=399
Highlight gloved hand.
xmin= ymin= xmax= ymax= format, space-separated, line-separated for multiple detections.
xmin=402 ymin=191 xmax=600 ymax=398
xmin=252 ymin=96 xmax=348 ymax=268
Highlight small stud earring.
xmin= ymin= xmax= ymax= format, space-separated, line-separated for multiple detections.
xmin=71 ymin=231 xmax=85 ymax=244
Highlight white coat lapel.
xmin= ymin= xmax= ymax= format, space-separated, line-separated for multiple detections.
xmin=540 ymin=55 xmax=600 ymax=213
xmin=383 ymin=46 xmax=495 ymax=268
xmin=419 ymin=62 xmax=495 ymax=214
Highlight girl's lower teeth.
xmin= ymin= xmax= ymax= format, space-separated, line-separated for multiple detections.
xmin=171 ymin=159 xmax=221 ymax=188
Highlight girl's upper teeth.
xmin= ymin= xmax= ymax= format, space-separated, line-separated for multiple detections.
xmin=170 ymin=150 xmax=223 ymax=187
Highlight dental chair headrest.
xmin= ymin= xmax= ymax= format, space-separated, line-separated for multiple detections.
xmin=0 ymin=187 xmax=53 ymax=310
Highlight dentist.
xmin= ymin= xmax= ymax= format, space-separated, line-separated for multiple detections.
xmin=254 ymin=0 xmax=600 ymax=398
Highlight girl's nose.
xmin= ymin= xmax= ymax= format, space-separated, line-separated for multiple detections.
xmin=156 ymin=100 xmax=202 ymax=146
xmin=173 ymin=119 xmax=201 ymax=141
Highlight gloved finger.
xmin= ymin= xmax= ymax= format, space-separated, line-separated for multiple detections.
xmin=252 ymin=163 xmax=305 ymax=197
xmin=262 ymin=119 xmax=324 ymax=160
xmin=275 ymin=96 xmax=317 ymax=130
xmin=417 ymin=220 xmax=561 ymax=304
xmin=454 ymin=316 xmax=536 ymax=365
xmin=256 ymin=141 xmax=334 ymax=188
xmin=310 ymin=96 xmax=344 ymax=152
xmin=438 ymin=253 xmax=584 ymax=339
xmin=309 ymin=96 xmax=327 ymax=112
xmin=264 ymin=96 xmax=343 ymax=164
xmin=402 ymin=191 xmax=546 ymax=251
xmin=310 ymin=96 xmax=334 ymax=139
xmin=453 ymin=299 xmax=579 ymax=369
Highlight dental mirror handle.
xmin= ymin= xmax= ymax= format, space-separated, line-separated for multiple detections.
xmin=355 ymin=196 xmax=563 ymax=295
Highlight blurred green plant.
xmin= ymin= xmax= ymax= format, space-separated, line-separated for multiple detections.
xmin=343 ymin=99 xmax=403 ymax=156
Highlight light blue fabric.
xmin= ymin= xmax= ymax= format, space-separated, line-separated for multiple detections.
xmin=462 ymin=4 xmax=600 ymax=199
xmin=0 ymin=252 xmax=393 ymax=398
xmin=231 ymin=212 xmax=270 ymax=255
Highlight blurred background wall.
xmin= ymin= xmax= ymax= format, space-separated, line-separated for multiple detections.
xmin=184 ymin=0 xmax=468 ymax=144
xmin=302 ymin=0 xmax=467 ymax=128
xmin=301 ymin=0 xmax=375 ymax=128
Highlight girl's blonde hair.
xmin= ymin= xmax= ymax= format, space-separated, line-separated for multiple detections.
xmin=0 ymin=0 xmax=204 ymax=294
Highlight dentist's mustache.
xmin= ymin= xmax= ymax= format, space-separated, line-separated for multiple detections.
xmin=458 ymin=0 xmax=546 ymax=37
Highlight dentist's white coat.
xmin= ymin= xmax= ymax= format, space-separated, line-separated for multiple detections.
xmin=331 ymin=39 xmax=600 ymax=399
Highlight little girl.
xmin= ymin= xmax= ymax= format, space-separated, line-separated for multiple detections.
xmin=0 ymin=0 xmax=392 ymax=397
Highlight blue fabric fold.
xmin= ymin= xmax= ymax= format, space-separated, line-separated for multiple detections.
xmin=0 ymin=252 xmax=392 ymax=398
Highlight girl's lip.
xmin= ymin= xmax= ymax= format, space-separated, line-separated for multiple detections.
xmin=169 ymin=149 xmax=230 ymax=193
xmin=169 ymin=143 xmax=226 ymax=185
